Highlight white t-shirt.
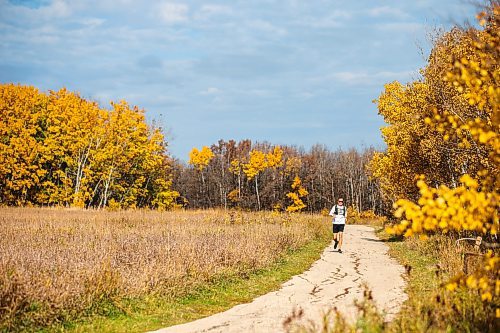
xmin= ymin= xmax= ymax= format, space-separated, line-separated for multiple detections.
xmin=329 ymin=204 xmax=347 ymax=224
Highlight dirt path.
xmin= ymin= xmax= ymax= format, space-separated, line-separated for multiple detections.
xmin=150 ymin=225 xmax=407 ymax=333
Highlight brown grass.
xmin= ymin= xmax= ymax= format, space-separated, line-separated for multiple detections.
xmin=0 ymin=207 xmax=328 ymax=331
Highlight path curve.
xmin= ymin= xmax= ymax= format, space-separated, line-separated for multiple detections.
xmin=150 ymin=225 xmax=407 ymax=333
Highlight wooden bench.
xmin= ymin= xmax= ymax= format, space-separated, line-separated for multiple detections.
xmin=456 ymin=236 xmax=482 ymax=274
xmin=456 ymin=236 xmax=499 ymax=274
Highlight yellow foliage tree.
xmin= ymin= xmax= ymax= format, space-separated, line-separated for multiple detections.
xmin=188 ymin=146 xmax=215 ymax=171
xmin=188 ymin=146 xmax=214 ymax=207
xmin=0 ymin=84 xmax=49 ymax=205
xmin=369 ymin=23 xmax=494 ymax=204
xmin=286 ymin=175 xmax=308 ymax=212
xmin=386 ymin=5 xmax=499 ymax=315
xmin=266 ymin=146 xmax=284 ymax=168
xmin=243 ymin=149 xmax=268 ymax=210
xmin=0 ymin=84 xmax=179 ymax=209
xmin=229 ymin=158 xmax=244 ymax=203
xmin=369 ymin=81 xmax=435 ymax=202
xmin=44 ymin=88 xmax=107 ymax=207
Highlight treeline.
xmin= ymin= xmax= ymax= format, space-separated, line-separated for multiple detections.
xmin=172 ymin=140 xmax=383 ymax=213
xmin=0 ymin=84 xmax=383 ymax=213
xmin=0 ymin=84 xmax=179 ymax=209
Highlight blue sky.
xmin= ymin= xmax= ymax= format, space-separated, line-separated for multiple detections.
xmin=0 ymin=0 xmax=479 ymax=160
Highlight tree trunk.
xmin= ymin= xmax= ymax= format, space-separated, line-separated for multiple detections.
xmin=255 ymin=176 xmax=261 ymax=210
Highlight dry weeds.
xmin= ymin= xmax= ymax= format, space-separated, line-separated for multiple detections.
xmin=0 ymin=207 xmax=328 ymax=331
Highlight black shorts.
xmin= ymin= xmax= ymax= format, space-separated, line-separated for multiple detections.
xmin=333 ymin=224 xmax=345 ymax=233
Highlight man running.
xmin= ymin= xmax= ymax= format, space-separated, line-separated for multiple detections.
xmin=329 ymin=198 xmax=347 ymax=253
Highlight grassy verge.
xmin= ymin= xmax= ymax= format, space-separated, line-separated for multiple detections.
xmin=376 ymin=229 xmax=441 ymax=332
xmin=55 ymin=235 xmax=331 ymax=333
xmin=376 ymin=229 xmax=497 ymax=333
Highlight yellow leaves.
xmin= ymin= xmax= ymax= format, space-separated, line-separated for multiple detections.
xmin=240 ymin=146 xmax=283 ymax=180
xmin=153 ymin=188 xmax=181 ymax=210
xmin=446 ymin=282 xmax=458 ymax=292
xmin=243 ymin=150 xmax=267 ymax=180
xmin=481 ymin=291 xmax=493 ymax=302
xmin=391 ymin=174 xmax=498 ymax=237
xmin=478 ymin=130 xmax=496 ymax=144
xmin=189 ymin=146 xmax=214 ymax=172
xmin=459 ymin=174 xmax=478 ymax=189
xmin=291 ymin=175 xmax=302 ymax=190
xmin=446 ymin=250 xmax=499 ymax=306
xmin=229 ymin=159 xmax=242 ymax=175
xmin=266 ymin=146 xmax=283 ymax=168
xmin=227 ymin=188 xmax=240 ymax=203
xmin=390 ymin=171 xmax=499 ymax=305
xmin=298 ymin=187 xmax=308 ymax=197
xmin=286 ymin=175 xmax=308 ymax=213
xmin=284 ymin=156 xmax=302 ymax=176
xmin=369 ymin=78 xmax=443 ymax=202
xmin=0 ymin=83 xmax=178 ymax=209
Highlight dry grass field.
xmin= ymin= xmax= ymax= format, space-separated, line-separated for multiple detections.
xmin=0 ymin=207 xmax=328 ymax=331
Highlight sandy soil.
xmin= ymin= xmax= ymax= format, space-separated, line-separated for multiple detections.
xmin=150 ymin=225 xmax=407 ymax=333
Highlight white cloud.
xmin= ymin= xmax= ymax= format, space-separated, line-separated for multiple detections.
xmin=0 ymin=0 xmax=477 ymax=159
xmin=195 ymin=4 xmax=233 ymax=20
xmin=81 ymin=18 xmax=105 ymax=28
xmin=330 ymin=9 xmax=352 ymax=20
xmin=299 ymin=91 xmax=314 ymax=100
xmin=240 ymin=88 xmax=274 ymax=97
xmin=158 ymin=2 xmax=189 ymax=24
xmin=258 ymin=121 xmax=325 ymax=129
xmin=247 ymin=20 xmax=287 ymax=36
xmin=369 ymin=6 xmax=410 ymax=19
xmin=311 ymin=70 xmax=417 ymax=86
xmin=200 ymin=87 xmax=221 ymax=95
xmin=331 ymin=71 xmax=369 ymax=84
xmin=47 ymin=0 xmax=71 ymax=18
xmin=296 ymin=10 xmax=351 ymax=29
xmin=0 ymin=0 xmax=71 ymax=22
xmin=376 ymin=22 xmax=423 ymax=32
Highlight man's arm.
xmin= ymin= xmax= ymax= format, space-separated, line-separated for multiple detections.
xmin=329 ymin=205 xmax=336 ymax=217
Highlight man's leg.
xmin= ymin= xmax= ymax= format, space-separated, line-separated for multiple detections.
xmin=337 ymin=232 xmax=343 ymax=252
xmin=333 ymin=225 xmax=339 ymax=249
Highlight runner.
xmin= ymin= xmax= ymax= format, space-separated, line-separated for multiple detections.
xmin=329 ymin=198 xmax=347 ymax=253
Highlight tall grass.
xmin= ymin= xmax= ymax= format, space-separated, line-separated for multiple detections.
xmin=388 ymin=234 xmax=498 ymax=332
xmin=0 ymin=207 xmax=328 ymax=331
